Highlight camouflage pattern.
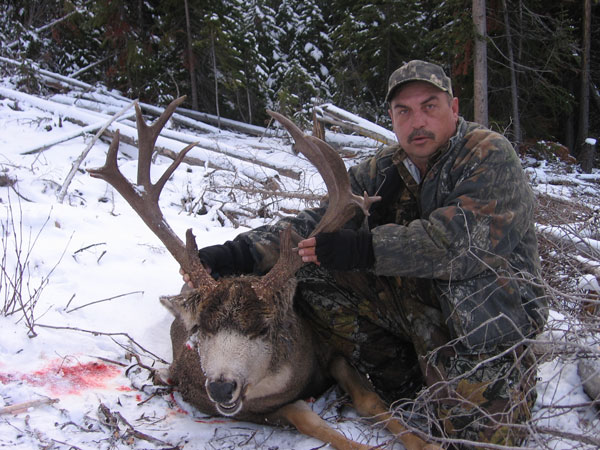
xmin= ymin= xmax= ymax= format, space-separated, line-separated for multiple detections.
xmin=386 ymin=60 xmax=453 ymax=102
xmin=293 ymin=264 xmax=537 ymax=446
xmin=238 ymin=118 xmax=547 ymax=353
xmin=233 ymin=117 xmax=547 ymax=446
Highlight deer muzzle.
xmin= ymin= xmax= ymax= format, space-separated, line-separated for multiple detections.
xmin=206 ymin=377 xmax=243 ymax=416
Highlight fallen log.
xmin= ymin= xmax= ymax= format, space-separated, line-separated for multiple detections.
xmin=176 ymin=106 xmax=277 ymax=137
xmin=116 ymin=118 xmax=302 ymax=180
xmin=1 ymin=86 xmax=302 ymax=181
xmin=100 ymin=128 xmax=281 ymax=183
xmin=314 ymin=103 xmax=397 ymax=145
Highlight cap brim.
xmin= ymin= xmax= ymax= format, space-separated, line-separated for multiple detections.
xmin=386 ymin=78 xmax=451 ymax=103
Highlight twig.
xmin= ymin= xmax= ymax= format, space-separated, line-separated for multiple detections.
xmin=93 ymin=355 xmax=128 ymax=367
xmin=115 ymin=410 xmax=172 ymax=446
xmin=0 ymin=398 xmax=59 ymax=415
xmin=65 ymin=290 xmax=144 ymax=313
xmin=35 ymin=323 xmax=168 ymax=364
xmin=126 ymin=352 xmax=159 ymax=373
xmin=64 ymin=293 xmax=76 ymax=310
xmin=49 ymin=439 xmax=84 ymax=450
xmin=96 ymin=250 xmax=107 ymax=264
xmin=72 ymin=242 xmax=107 ymax=255
xmin=9 ymin=185 xmax=34 ymax=202
xmin=532 ymin=425 xmax=600 ymax=447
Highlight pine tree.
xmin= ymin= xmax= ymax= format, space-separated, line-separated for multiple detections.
xmin=329 ymin=0 xmax=424 ymax=122
xmin=268 ymin=0 xmax=333 ymax=120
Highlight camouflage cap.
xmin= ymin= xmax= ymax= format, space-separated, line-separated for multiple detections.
xmin=385 ymin=60 xmax=453 ymax=103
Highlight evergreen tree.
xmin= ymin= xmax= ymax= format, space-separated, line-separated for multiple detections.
xmin=486 ymin=0 xmax=578 ymax=143
xmin=230 ymin=0 xmax=270 ymax=124
xmin=268 ymin=0 xmax=333 ymax=120
xmin=251 ymin=0 xmax=283 ymax=117
xmin=89 ymin=0 xmax=176 ymax=101
xmin=0 ymin=0 xmax=596 ymax=152
xmin=329 ymin=0 xmax=424 ymax=122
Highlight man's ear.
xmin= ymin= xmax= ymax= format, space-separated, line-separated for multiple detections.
xmin=451 ymin=96 xmax=459 ymax=118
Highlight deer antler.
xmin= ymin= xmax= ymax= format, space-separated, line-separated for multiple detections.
xmin=87 ymin=96 xmax=217 ymax=293
xmin=266 ymin=110 xmax=380 ymax=236
xmin=88 ymin=100 xmax=379 ymax=303
xmin=255 ymin=111 xmax=381 ymax=299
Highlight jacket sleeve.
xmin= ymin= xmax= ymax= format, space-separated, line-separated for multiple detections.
xmin=371 ymin=129 xmax=536 ymax=281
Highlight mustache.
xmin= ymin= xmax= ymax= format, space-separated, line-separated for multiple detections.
xmin=408 ymin=129 xmax=435 ymax=143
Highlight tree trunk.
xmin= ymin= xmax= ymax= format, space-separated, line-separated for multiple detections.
xmin=577 ymin=0 xmax=591 ymax=155
xmin=473 ymin=0 xmax=488 ymax=127
xmin=211 ymin=30 xmax=221 ymax=129
xmin=184 ymin=0 xmax=198 ymax=111
xmin=247 ymin=86 xmax=253 ymax=125
xmin=590 ymin=79 xmax=600 ymax=113
xmin=579 ymin=141 xmax=596 ymax=174
xmin=502 ymin=0 xmax=521 ymax=144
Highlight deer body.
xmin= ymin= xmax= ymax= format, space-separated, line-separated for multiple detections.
xmin=89 ymin=98 xmax=440 ymax=450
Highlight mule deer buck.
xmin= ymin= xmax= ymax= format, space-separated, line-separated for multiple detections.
xmin=88 ymin=97 xmax=440 ymax=450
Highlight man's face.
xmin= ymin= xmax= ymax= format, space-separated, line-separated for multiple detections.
xmin=388 ymin=81 xmax=459 ymax=172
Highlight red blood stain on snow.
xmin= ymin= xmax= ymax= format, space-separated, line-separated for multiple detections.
xmin=116 ymin=385 xmax=134 ymax=392
xmin=0 ymin=360 xmax=121 ymax=395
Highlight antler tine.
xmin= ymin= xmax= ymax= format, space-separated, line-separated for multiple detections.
xmin=266 ymin=110 xmax=380 ymax=236
xmin=253 ymin=226 xmax=302 ymax=302
xmin=256 ymin=111 xmax=381 ymax=300
xmin=135 ymin=96 xmax=187 ymax=189
xmin=88 ymin=96 xmax=217 ymax=293
xmin=305 ymin=135 xmax=380 ymax=235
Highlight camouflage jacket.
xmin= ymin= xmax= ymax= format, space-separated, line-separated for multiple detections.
xmin=236 ymin=118 xmax=548 ymax=352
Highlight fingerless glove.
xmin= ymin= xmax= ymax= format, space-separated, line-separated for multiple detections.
xmin=314 ymin=229 xmax=374 ymax=270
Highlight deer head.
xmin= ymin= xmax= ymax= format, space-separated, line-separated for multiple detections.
xmin=88 ymin=97 xmax=380 ymax=416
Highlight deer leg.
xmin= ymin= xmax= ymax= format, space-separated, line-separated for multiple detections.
xmin=329 ymin=356 xmax=442 ymax=450
xmin=269 ymin=400 xmax=371 ymax=450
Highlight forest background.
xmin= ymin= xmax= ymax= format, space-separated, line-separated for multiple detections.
xmin=1 ymin=0 xmax=599 ymax=166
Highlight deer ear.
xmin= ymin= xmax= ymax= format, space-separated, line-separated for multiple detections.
xmin=160 ymin=294 xmax=199 ymax=332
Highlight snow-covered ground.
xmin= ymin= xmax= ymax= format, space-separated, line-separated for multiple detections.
xmin=1 ymin=83 xmax=599 ymax=449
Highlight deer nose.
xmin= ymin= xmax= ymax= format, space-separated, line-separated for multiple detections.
xmin=207 ymin=379 xmax=237 ymax=403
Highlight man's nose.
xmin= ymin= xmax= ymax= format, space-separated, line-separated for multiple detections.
xmin=410 ymin=110 xmax=427 ymax=129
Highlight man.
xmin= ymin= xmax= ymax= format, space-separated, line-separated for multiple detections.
xmin=187 ymin=60 xmax=548 ymax=447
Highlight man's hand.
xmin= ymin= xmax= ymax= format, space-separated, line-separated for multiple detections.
xmin=298 ymin=230 xmax=374 ymax=270
xmin=179 ymin=266 xmax=212 ymax=289
xmin=297 ymin=237 xmax=320 ymax=264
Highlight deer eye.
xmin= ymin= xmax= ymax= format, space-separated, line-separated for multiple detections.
xmin=259 ymin=326 xmax=270 ymax=337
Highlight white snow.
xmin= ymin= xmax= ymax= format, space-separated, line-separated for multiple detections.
xmin=1 ymin=83 xmax=599 ymax=449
